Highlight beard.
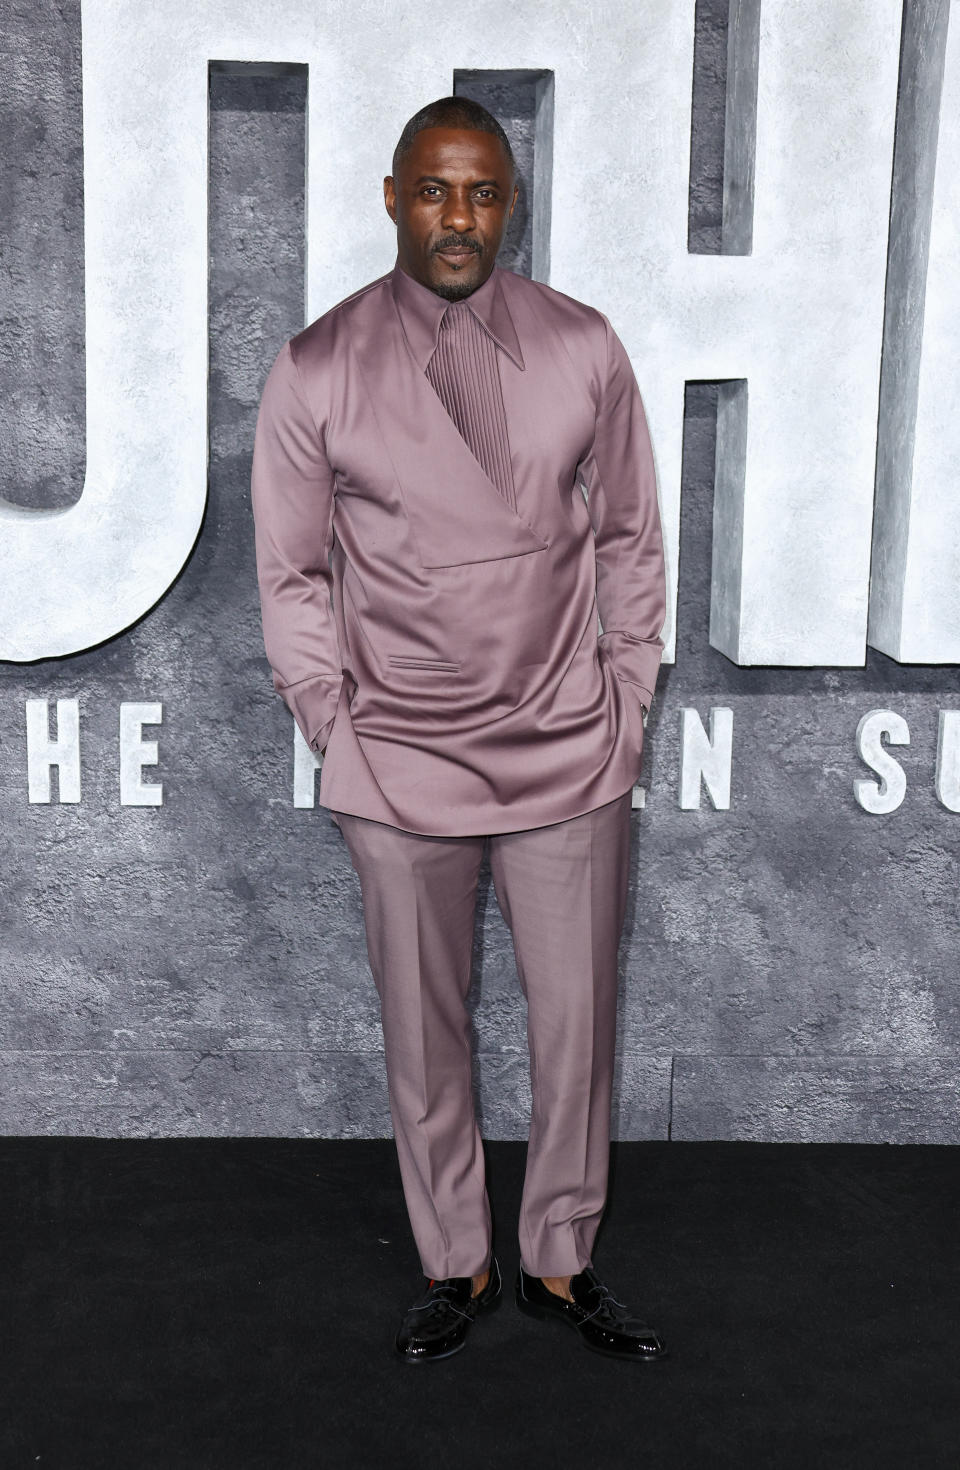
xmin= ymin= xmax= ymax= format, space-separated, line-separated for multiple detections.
xmin=433 ymin=277 xmax=480 ymax=301
xmin=429 ymin=234 xmax=484 ymax=299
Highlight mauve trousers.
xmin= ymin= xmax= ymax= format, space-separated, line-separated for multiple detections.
xmin=335 ymin=789 xmax=633 ymax=1280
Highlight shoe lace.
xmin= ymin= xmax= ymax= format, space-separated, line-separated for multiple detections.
xmin=579 ymin=1271 xmax=628 ymax=1324
xmin=409 ymin=1281 xmax=473 ymax=1322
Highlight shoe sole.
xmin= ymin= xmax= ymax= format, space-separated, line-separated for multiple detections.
xmin=515 ymin=1292 xmax=668 ymax=1361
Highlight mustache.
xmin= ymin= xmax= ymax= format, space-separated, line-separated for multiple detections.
xmin=432 ymin=234 xmax=482 ymax=254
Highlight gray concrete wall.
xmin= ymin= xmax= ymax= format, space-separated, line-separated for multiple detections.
xmin=0 ymin=0 xmax=957 ymax=1141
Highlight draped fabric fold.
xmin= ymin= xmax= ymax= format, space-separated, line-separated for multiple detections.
xmin=426 ymin=303 xmax=518 ymax=510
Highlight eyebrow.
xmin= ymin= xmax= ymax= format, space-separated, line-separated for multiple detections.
xmin=414 ymin=175 xmax=503 ymax=189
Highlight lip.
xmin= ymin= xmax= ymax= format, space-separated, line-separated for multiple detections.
xmin=435 ymin=248 xmax=478 ymax=266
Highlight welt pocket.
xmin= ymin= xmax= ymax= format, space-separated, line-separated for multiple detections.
xmin=387 ymin=655 xmax=461 ymax=674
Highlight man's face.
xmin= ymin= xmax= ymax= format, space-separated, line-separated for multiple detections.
xmin=383 ymin=127 xmax=519 ymax=300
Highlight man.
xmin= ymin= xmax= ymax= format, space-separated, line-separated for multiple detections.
xmin=251 ymin=96 xmax=667 ymax=1363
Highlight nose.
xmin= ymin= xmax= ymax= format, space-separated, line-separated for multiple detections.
xmin=440 ymin=188 xmax=476 ymax=235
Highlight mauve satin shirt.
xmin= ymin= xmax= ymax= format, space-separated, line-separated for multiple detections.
xmin=251 ymin=263 xmax=666 ymax=836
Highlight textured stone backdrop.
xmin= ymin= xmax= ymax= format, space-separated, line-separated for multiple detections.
xmin=0 ymin=0 xmax=957 ymax=1140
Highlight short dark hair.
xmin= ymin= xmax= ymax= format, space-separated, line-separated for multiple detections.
xmin=391 ymin=96 xmax=516 ymax=177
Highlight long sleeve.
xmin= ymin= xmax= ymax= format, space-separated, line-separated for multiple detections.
xmin=579 ymin=315 xmax=666 ymax=714
xmin=251 ymin=340 xmax=343 ymax=754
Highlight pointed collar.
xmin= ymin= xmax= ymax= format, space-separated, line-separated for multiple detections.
xmin=391 ymin=263 xmax=525 ymax=373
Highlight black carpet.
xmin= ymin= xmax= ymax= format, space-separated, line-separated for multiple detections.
xmin=1 ymin=1138 xmax=957 ymax=1468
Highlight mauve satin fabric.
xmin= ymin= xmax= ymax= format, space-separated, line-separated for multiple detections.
xmin=251 ymin=264 xmax=666 ymax=836
xmin=337 ymin=790 xmax=632 ymax=1278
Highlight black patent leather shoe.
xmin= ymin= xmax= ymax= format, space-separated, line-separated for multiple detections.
xmin=395 ymin=1257 xmax=502 ymax=1362
xmin=516 ymin=1264 xmax=666 ymax=1361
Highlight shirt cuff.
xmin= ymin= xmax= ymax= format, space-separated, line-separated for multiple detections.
xmin=599 ymin=630 xmax=662 ymax=712
xmin=273 ymin=672 xmax=344 ymax=754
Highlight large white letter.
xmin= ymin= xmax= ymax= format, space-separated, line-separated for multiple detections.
xmin=680 ymin=707 xmax=733 ymax=810
xmin=26 ymin=699 xmax=81 ymax=804
xmin=854 ymin=709 xmax=909 ymax=814
xmin=935 ymin=710 xmax=960 ymax=814
xmin=553 ymin=0 xmax=901 ymax=667
xmin=0 ymin=7 xmax=215 ymax=659
xmin=119 ymin=702 xmax=163 ymax=807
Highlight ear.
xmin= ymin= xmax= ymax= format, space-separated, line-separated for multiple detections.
xmin=383 ymin=175 xmax=398 ymax=223
xmin=509 ymin=182 xmax=519 ymax=218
